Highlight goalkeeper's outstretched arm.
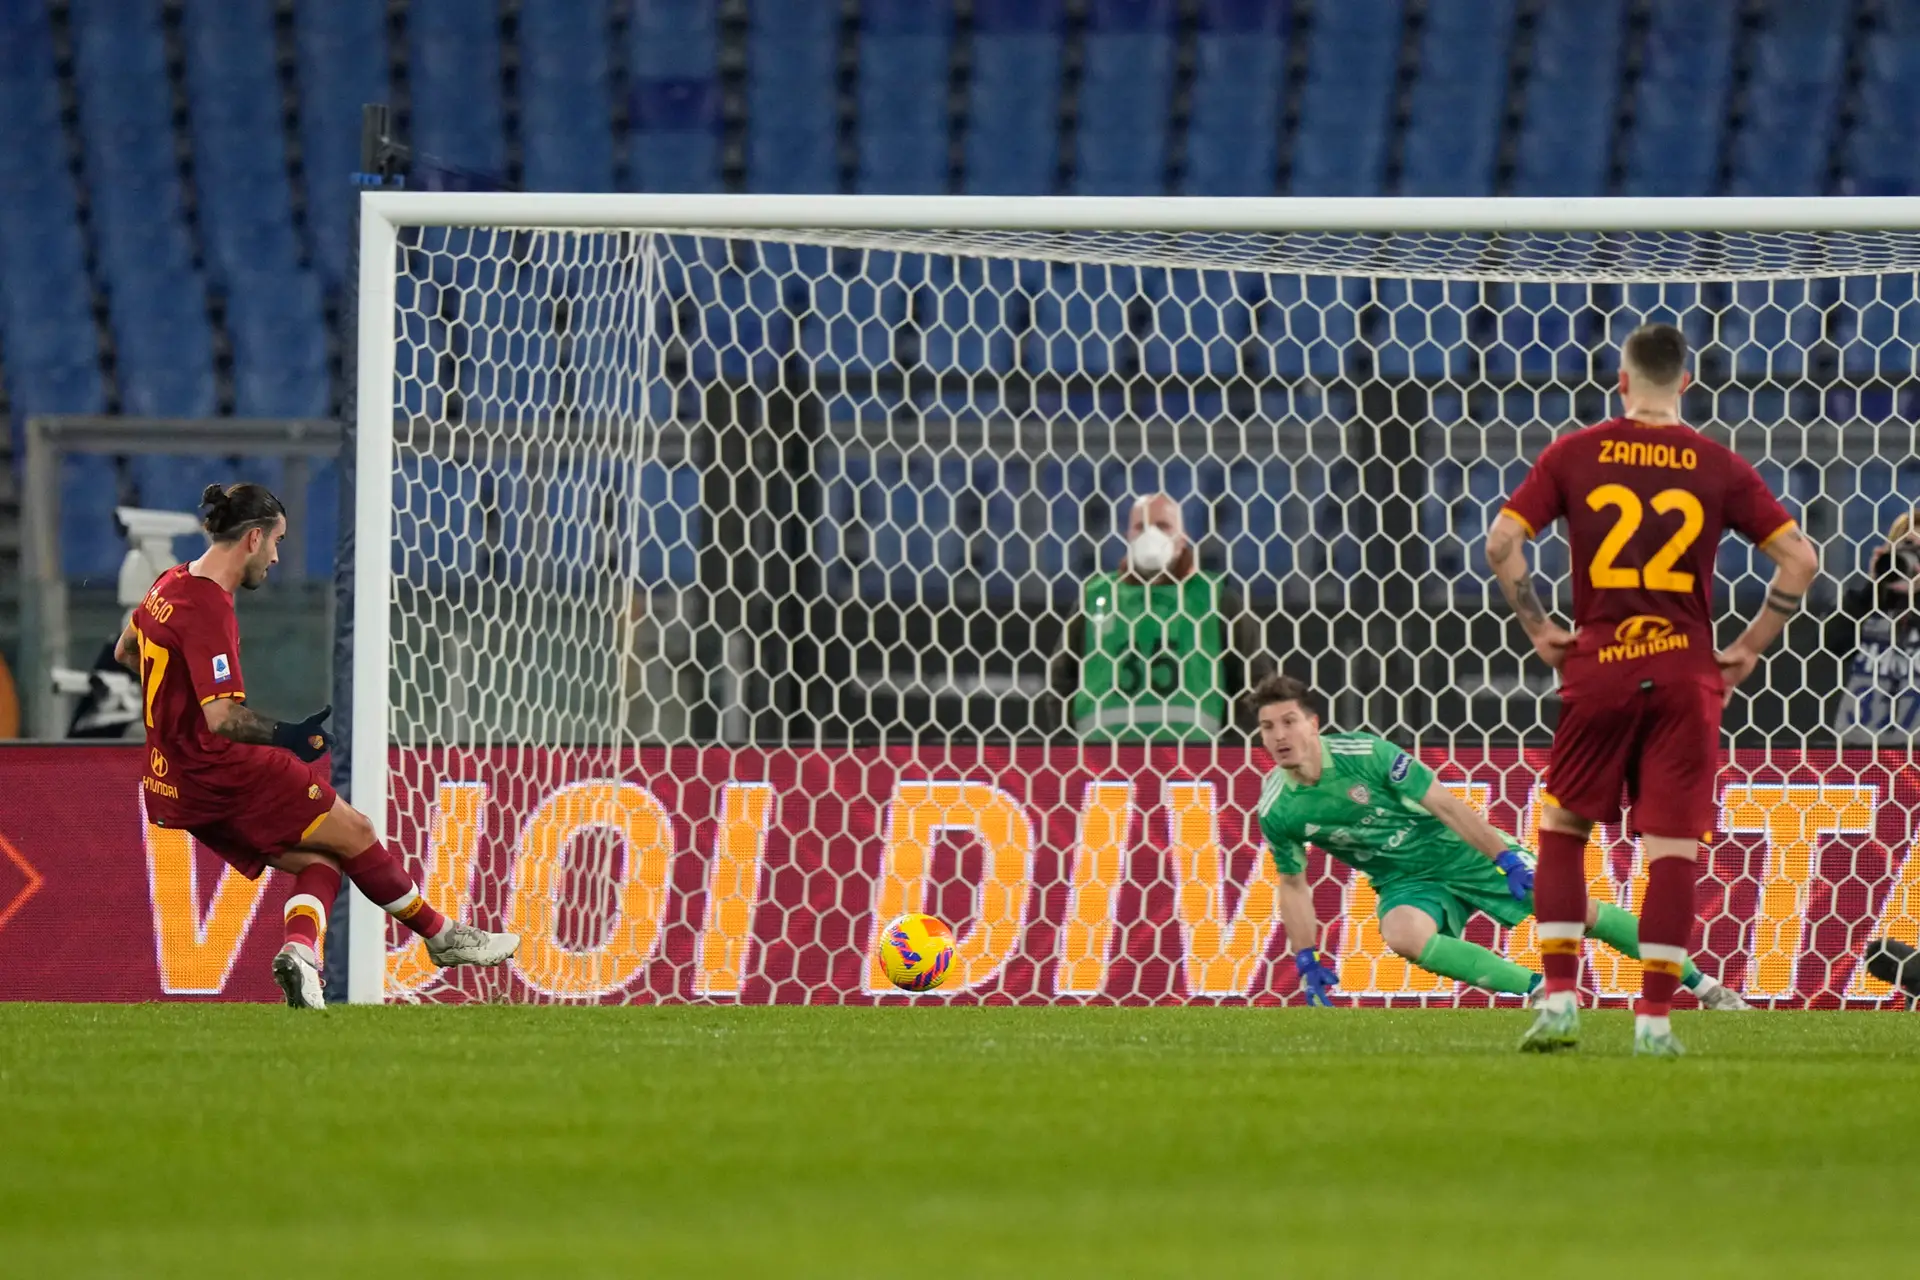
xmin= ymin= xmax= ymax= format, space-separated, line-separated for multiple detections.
xmin=1279 ymin=872 xmax=1318 ymax=952
xmin=1419 ymin=785 xmax=1516 ymax=860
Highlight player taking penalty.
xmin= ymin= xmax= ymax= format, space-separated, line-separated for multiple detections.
xmin=1488 ymin=323 xmax=1818 ymax=1057
xmin=118 ymin=483 xmax=519 ymax=1008
xmin=1250 ymin=676 xmax=1747 ymax=1012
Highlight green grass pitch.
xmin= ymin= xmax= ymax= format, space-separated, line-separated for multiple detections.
xmin=2 ymin=1005 xmax=1915 ymax=1277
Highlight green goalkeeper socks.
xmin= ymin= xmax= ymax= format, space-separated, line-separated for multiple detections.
xmin=1588 ymin=901 xmax=1704 ymax=990
xmin=1414 ymin=933 xmax=1540 ymax=995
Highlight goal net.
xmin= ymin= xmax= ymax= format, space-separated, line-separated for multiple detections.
xmin=349 ymin=195 xmax=1920 ymax=1008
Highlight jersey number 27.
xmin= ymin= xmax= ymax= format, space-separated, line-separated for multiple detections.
xmin=137 ymin=634 xmax=170 ymax=728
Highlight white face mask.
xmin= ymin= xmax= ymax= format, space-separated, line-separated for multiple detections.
xmin=1129 ymin=526 xmax=1178 ymax=575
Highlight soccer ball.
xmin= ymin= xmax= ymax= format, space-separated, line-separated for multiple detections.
xmin=877 ymin=912 xmax=955 ymax=992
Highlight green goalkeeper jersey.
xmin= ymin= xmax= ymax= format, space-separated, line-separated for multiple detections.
xmin=1257 ymin=733 xmax=1514 ymax=886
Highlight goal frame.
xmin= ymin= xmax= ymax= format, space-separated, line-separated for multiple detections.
xmin=347 ymin=193 xmax=1920 ymax=1003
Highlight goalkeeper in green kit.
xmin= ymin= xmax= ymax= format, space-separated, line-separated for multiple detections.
xmin=1247 ymin=675 xmax=1749 ymax=1010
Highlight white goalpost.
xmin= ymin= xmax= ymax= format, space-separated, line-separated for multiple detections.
xmin=347 ymin=194 xmax=1920 ymax=1007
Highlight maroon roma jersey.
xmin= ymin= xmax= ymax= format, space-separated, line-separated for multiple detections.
xmin=129 ymin=564 xmax=252 ymax=797
xmin=1502 ymin=417 xmax=1796 ymax=697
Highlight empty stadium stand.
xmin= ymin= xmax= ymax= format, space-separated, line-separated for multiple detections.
xmin=0 ymin=0 xmax=1914 ymax=743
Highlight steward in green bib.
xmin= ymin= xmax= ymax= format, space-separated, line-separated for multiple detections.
xmin=1047 ymin=494 xmax=1267 ymax=742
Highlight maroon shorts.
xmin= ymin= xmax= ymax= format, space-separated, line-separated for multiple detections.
xmin=146 ymin=751 xmax=338 ymax=879
xmin=1544 ymin=678 xmax=1722 ymax=841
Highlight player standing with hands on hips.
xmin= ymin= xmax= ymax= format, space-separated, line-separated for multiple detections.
xmin=119 ymin=483 xmax=518 ymax=1008
xmin=1486 ymin=324 xmax=1817 ymax=1056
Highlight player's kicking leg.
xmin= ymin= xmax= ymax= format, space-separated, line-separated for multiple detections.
xmin=263 ymin=798 xmax=518 ymax=1009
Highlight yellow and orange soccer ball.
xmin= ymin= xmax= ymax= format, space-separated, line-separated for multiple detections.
xmin=877 ymin=912 xmax=955 ymax=992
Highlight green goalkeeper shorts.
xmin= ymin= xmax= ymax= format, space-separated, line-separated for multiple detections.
xmin=1371 ymin=858 xmax=1534 ymax=938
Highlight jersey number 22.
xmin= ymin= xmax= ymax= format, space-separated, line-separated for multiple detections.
xmin=1585 ymin=484 xmax=1704 ymax=592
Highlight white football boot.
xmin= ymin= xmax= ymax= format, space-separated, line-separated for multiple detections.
xmin=425 ymin=921 xmax=521 ymax=968
xmin=1519 ymin=989 xmax=1580 ymax=1052
xmin=271 ymin=943 xmax=326 ymax=1010
xmin=1690 ymin=974 xmax=1753 ymax=1011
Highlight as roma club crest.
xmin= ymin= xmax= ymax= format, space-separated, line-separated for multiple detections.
xmin=1348 ymin=784 xmax=1370 ymax=804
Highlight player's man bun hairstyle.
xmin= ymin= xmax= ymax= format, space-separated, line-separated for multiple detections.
xmin=1245 ymin=673 xmax=1321 ymax=720
xmin=201 ymin=482 xmax=286 ymax=543
xmin=1622 ymin=321 xmax=1688 ymax=387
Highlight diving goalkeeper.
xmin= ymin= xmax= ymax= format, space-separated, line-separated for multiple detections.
xmin=1248 ymin=675 xmax=1747 ymax=1010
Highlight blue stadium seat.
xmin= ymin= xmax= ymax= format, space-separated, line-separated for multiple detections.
xmin=1175 ymin=1 xmax=1282 ymax=196
xmin=747 ymin=2 xmax=839 ymax=193
xmin=1184 ymin=1 xmax=1287 ymax=195
xmin=917 ymin=256 xmax=1022 ymax=374
xmin=71 ymin=0 xmax=202 ymax=291
xmin=1023 ymin=264 xmax=1142 ymax=375
xmin=1258 ymin=276 xmax=1365 ymax=379
xmin=228 ymin=269 xmax=330 ymax=418
xmin=1621 ymin=0 xmax=1735 ymax=196
xmin=409 ymin=0 xmax=506 ymax=179
xmin=798 ymin=263 xmax=916 ymax=373
xmin=61 ymin=455 xmax=125 ymax=580
xmin=963 ymin=0 xmax=1065 ymax=194
xmin=1072 ymin=0 xmax=1175 ymax=195
xmin=632 ymin=0 xmax=719 ymax=78
xmin=1839 ymin=275 xmax=1920 ymax=379
xmin=520 ymin=0 xmax=615 ymax=192
xmin=858 ymin=19 xmax=954 ymax=194
xmin=1731 ymin=3 xmax=1845 ymax=196
xmin=658 ymin=237 xmax=792 ymax=384
xmin=112 ymin=281 xmax=218 ymax=419
xmin=1843 ymin=34 xmax=1920 ymax=194
xmin=629 ymin=79 xmax=722 ymax=193
xmin=817 ymin=448 xmax=966 ymax=603
xmin=294 ymin=0 xmax=387 ymax=291
xmin=1721 ymin=280 xmax=1824 ymax=380
xmin=1511 ymin=0 xmax=1622 ymax=196
xmin=130 ymin=454 xmax=233 ymax=514
xmin=1398 ymin=0 xmax=1513 ymax=196
xmin=1290 ymin=0 xmax=1401 ymax=196
xmin=0 ymin=3 xmax=65 ymax=181
xmin=1144 ymin=269 xmax=1254 ymax=378
xmin=300 ymin=460 xmax=339 ymax=578
xmin=635 ymin=461 xmax=701 ymax=587
xmin=1479 ymin=283 xmax=1597 ymax=380
xmin=185 ymin=0 xmax=305 ymax=289
xmin=1373 ymin=279 xmax=1475 ymax=379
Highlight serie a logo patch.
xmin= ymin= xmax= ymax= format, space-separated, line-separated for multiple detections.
xmin=212 ymin=654 xmax=231 ymax=683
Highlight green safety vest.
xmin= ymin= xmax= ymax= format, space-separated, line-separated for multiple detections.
xmin=1070 ymin=571 xmax=1228 ymax=743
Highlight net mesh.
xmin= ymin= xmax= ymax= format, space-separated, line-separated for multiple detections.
xmin=378 ymin=223 xmax=1920 ymax=1007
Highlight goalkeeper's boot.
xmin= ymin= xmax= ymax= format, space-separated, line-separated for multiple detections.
xmin=272 ymin=943 xmax=326 ymax=1010
xmin=425 ymin=922 xmax=521 ymax=968
xmin=1633 ymin=1021 xmax=1686 ymax=1059
xmin=1519 ymin=990 xmax=1580 ymax=1053
xmin=1690 ymin=975 xmax=1753 ymax=1012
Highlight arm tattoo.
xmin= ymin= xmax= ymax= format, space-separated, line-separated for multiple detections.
xmin=211 ymin=701 xmax=280 ymax=745
xmin=1500 ymin=569 xmax=1551 ymax=630
xmin=1765 ymin=588 xmax=1804 ymax=618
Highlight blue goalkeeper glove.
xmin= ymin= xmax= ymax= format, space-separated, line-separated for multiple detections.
xmin=1295 ymin=948 xmax=1339 ymax=1007
xmin=272 ymin=705 xmax=335 ymax=763
xmin=1495 ymin=849 xmax=1534 ymax=901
